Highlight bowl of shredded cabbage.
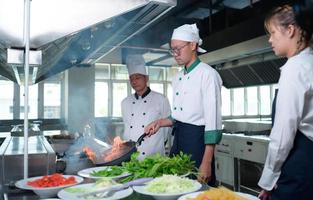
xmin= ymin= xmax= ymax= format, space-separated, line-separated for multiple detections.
xmin=133 ymin=174 xmax=202 ymax=200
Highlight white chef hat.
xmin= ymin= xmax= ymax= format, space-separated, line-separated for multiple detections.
xmin=171 ymin=23 xmax=207 ymax=53
xmin=126 ymin=54 xmax=147 ymax=76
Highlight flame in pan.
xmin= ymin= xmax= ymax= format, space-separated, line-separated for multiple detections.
xmin=83 ymin=136 xmax=126 ymax=163
xmin=104 ymin=136 xmax=126 ymax=161
xmin=83 ymin=146 xmax=96 ymax=163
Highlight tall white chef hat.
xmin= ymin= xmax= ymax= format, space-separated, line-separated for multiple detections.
xmin=126 ymin=54 xmax=147 ymax=76
xmin=171 ymin=23 xmax=207 ymax=53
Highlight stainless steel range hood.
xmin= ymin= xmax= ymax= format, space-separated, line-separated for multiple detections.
xmin=0 ymin=0 xmax=176 ymax=84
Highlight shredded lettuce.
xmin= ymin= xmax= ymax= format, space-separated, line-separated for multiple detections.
xmin=145 ymin=175 xmax=195 ymax=194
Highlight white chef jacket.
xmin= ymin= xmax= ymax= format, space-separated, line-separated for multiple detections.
xmin=258 ymin=47 xmax=313 ymax=191
xmin=121 ymin=88 xmax=171 ymax=160
xmin=171 ymin=59 xmax=223 ymax=144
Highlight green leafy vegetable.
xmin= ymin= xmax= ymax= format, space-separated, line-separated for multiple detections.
xmin=119 ymin=152 xmax=197 ymax=183
xmin=90 ymin=166 xmax=124 ymax=177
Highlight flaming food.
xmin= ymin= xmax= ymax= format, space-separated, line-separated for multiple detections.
xmin=83 ymin=136 xmax=127 ymax=163
xmin=104 ymin=136 xmax=126 ymax=161
xmin=83 ymin=147 xmax=97 ymax=163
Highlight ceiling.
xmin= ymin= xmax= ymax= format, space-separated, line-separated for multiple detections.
xmin=0 ymin=0 xmax=293 ymax=88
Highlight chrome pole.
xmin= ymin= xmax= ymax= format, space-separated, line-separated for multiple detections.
xmin=23 ymin=0 xmax=31 ymax=179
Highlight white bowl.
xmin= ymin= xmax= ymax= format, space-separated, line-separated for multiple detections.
xmin=77 ymin=166 xmax=131 ymax=180
xmin=178 ymin=191 xmax=260 ymax=200
xmin=133 ymin=180 xmax=202 ymax=200
xmin=15 ymin=175 xmax=84 ymax=198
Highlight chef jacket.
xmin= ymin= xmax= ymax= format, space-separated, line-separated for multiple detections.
xmin=171 ymin=58 xmax=223 ymax=144
xmin=121 ymin=87 xmax=171 ymax=160
xmin=258 ymin=47 xmax=313 ymax=191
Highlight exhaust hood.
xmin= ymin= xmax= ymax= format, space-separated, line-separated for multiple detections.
xmin=0 ymin=0 xmax=176 ymax=84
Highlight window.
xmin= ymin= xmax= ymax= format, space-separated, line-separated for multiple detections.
xmin=221 ymin=86 xmax=231 ymax=116
xmin=246 ymin=87 xmax=258 ymax=115
xmin=112 ymin=83 xmax=128 ymax=117
xmin=44 ymin=82 xmax=61 ymax=118
xmin=233 ymin=88 xmax=244 ymax=116
xmin=111 ymin=64 xmax=128 ymax=80
xmin=95 ymin=63 xmax=110 ymax=80
xmin=150 ymin=83 xmax=164 ymax=94
xmin=148 ymin=67 xmax=164 ymax=81
xmin=260 ymin=86 xmax=271 ymax=115
xmin=0 ymin=79 xmax=14 ymax=119
xmin=166 ymin=67 xmax=180 ymax=81
xmin=95 ymin=82 xmax=109 ymax=117
xmin=20 ymin=84 xmax=38 ymax=119
xmin=167 ymin=84 xmax=173 ymax=108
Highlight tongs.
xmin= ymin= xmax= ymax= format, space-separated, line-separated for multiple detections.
xmin=78 ymin=177 xmax=153 ymax=198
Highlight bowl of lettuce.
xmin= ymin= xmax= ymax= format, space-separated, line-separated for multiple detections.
xmin=133 ymin=174 xmax=202 ymax=200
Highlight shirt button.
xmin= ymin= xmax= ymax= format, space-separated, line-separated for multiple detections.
xmin=130 ymin=126 xmax=133 ymax=128
xmin=174 ymin=107 xmax=177 ymax=110
xmin=179 ymin=77 xmax=182 ymax=81
xmin=144 ymin=100 xmax=147 ymax=103
xmin=132 ymin=102 xmax=135 ymax=104
xmin=176 ymin=92 xmax=179 ymax=96
xmin=143 ymin=113 xmax=146 ymax=115
xmin=142 ymin=152 xmax=145 ymax=155
xmin=187 ymin=77 xmax=190 ymax=79
xmin=180 ymin=107 xmax=183 ymax=111
xmin=142 ymin=125 xmax=144 ymax=128
xmin=131 ymin=113 xmax=134 ymax=116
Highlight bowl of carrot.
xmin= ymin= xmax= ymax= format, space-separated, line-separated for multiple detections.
xmin=15 ymin=173 xmax=84 ymax=198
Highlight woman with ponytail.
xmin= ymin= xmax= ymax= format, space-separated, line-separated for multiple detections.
xmin=258 ymin=3 xmax=313 ymax=200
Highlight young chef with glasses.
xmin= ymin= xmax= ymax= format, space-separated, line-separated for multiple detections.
xmin=121 ymin=54 xmax=171 ymax=160
xmin=258 ymin=3 xmax=313 ymax=200
xmin=144 ymin=24 xmax=223 ymax=185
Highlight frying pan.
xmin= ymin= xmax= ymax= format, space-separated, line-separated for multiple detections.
xmin=93 ymin=133 xmax=146 ymax=166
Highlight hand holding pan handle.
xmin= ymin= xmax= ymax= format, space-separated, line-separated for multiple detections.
xmin=136 ymin=133 xmax=147 ymax=146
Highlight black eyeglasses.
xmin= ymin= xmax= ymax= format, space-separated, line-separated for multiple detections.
xmin=169 ymin=43 xmax=189 ymax=56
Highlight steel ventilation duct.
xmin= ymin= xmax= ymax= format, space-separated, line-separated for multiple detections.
xmin=0 ymin=0 xmax=176 ymax=84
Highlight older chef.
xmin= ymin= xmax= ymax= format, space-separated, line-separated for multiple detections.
xmin=144 ymin=24 xmax=223 ymax=185
xmin=121 ymin=54 xmax=171 ymax=160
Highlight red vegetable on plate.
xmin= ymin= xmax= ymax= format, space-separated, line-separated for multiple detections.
xmin=27 ymin=173 xmax=77 ymax=188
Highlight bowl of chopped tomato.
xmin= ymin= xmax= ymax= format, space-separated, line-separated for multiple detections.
xmin=15 ymin=173 xmax=84 ymax=198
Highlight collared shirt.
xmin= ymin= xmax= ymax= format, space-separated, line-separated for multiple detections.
xmin=258 ymin=47 xmax=313 ymax=191
xmin=121 ymin=89 xmax=171 ymax=160
xmin=171 ymin=58 xmax=223 ymax=144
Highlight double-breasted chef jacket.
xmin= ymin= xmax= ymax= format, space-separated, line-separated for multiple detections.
xmin=122 ymin=87 xmax=171 ymax=160
xmin=170 ymin=58 xmax=223 ymax=144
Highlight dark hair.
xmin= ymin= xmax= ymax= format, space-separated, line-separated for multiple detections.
xmin=293 ymin=0 xmax=313 ymax=42
xmin=265 ymin=4 xmax=312 ymax=43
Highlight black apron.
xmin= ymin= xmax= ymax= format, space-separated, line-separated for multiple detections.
xmin=270 ymin=90 xmax=313 ymax=199
xmin=170 ymin=120 xmax=216 ymax=186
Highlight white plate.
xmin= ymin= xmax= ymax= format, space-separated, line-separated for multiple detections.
xmin=15 ymin=175 xmax=83 ymax=199
xmin=77 ymin=166 xmax=131 ymax=180
xmin=58 ymin=183 xmax=133 ymax=200
xmin=177 ymin=191 xmax=259 ymax=200
xmin=133 ymin=180 xmax=202 ymax=200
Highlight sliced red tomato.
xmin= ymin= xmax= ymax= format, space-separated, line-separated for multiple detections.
xmin=27 ymin=173 xmax=77 ymax=188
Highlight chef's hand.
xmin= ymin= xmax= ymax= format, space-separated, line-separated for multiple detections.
xmin=144 ymin=120 xmax=161 ymax=137
xmin=198 ymin=161 xmax=212 ymax=183
xmin=258 ymin=189 xmax=271 ymax=200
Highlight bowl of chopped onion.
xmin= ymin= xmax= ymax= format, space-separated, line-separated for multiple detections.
xmin=15 ymin=173 xmax=83 ymax=198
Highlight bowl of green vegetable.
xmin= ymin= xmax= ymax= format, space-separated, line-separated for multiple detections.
xmin=133 ymin=175 xmax=202 ymax=200
xmin=77 ymin=166 xmax=131 ymax=180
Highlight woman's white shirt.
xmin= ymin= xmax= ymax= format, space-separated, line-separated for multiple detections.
xmin=258 ymin=47 xmax=313 ymax=190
